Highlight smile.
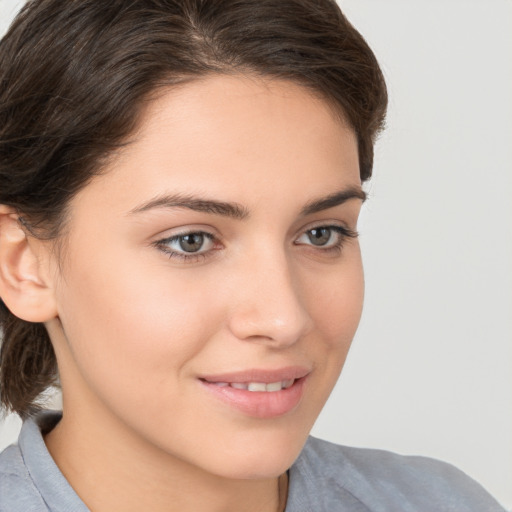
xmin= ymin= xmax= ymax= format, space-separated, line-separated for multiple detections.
xmin=210 ymin=380 xmax=295 ymax=392
xmin=198 ymin=367 xmax=310 ymax=418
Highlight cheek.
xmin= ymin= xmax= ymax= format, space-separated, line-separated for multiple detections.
xmin=54 ymin=249 xmax=223 ymax=409
xmin=305 ymin=250 xmax=364 ymax=347
xmin=301 ymin=247 xmax=364 ymax=412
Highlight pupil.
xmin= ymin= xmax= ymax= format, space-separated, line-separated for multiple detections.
xmin=179 ymin=233 xmax=204 ymax=252
xmin=308 ymin=228 xmax=331 ymax=246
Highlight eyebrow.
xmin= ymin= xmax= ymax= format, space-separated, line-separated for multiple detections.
xmin=129 ymin=193 xmax=249 ymax=219
xmin=129 ymin=186 xmax=366 ymax=219
xmin=300 ymin=186 xmax=367 ymax=216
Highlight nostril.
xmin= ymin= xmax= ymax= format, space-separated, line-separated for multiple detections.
xmin=225 ymin=256 xmax=312 ymax=344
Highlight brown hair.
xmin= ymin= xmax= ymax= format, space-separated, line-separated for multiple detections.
xmin=0 ymin=0 xmax=387 ymax=418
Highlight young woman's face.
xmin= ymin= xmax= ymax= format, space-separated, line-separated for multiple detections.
xmin=47 ymin=75 xmax=364 ymax=479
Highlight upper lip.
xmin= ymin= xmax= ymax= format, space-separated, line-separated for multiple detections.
xmin=199 ymin=366 xmax=311 ymax=384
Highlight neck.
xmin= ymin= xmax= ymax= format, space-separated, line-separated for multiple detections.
xmin=44 ymin=403 xmax=286 ymax=512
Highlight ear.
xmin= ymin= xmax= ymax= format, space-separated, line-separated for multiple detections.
xmin=0 ymin=206 xmax=58 ymax=322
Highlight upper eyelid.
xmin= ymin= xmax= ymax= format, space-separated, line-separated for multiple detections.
xmin=154 ymin=222 xmax=356 ymax=241
xmin=294 ymin=225 xmax=358 ymax=245
xmin=152 ymin=225 xmax=219 ymax=243
xmin=294 ymin=220 xmax=357 ymax=239
xmin=160 ymin=230 xmax=215 ymax=241
xmin=154 ymin=230 xmax=216 ymax=251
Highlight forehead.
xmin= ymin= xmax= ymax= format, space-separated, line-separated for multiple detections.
xmin=72 ymin=75 xmax=360 ymax=214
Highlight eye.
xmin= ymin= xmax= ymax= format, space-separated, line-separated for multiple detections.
xmin=155 ymin=231 xmax=217 ymax=261
xmin=174 ymin=232 xmax=211 ymax=253
xmin=295 ymin=225 xmax=358 ymax=250
xmin=304 ymin=227 xmax=335 ymax=247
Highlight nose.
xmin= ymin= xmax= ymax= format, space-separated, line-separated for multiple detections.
xmin=227 ymin=251 xmax=313 ymax=347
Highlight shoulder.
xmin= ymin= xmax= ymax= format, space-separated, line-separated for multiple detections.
xmin=287 ymin=436 xmax=506 ymax=512
xmin=0 ymin=442 xmax=48 ymax=512
xmin=0 ymin=411 xmax=85 ymax=512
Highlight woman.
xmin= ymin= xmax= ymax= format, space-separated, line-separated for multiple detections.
xmin=0 ymin=1 xmax=506 ymax=511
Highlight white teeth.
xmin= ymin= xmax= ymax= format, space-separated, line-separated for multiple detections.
xmin=230 ymin=382 xmax=248 ymax=390
xmin=207 ymin=379 xmax=297 ymax=391
xmin=266 ymin=381 xmax=283 ymax=392
xmin=247 ymin=382 xmax=267 ymax=392
xmin=224 ymin=380 xmax=295 ymax=392
xmin=282 ymin=379 xmax=294 ymax=389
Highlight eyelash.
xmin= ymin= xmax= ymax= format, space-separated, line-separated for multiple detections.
xmin=154 ymin=225 xmax=358 ymax=263
xmin=294 ymin=225 xmax=358 ymax=255
xmin=154 ymin=231 xmax=217 ymax=263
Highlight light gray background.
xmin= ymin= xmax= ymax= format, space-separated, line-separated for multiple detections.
xmin=1 ymin=0 xmax=511 ymax=508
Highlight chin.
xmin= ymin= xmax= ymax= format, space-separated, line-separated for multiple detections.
xmin=198 ymin=424 xmax=311 ymax=480
xmin=211 ymin=450 xmax=300 ymax=480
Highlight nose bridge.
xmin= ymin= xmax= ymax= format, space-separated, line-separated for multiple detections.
xmin=228 ymin=246 xmax=312 ymax=346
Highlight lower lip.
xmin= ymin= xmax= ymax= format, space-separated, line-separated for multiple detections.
xmin=200 ymin=377 xmax=307 ymax=419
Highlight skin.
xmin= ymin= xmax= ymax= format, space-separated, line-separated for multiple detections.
xmin=1 ymin=75 xmax=365 ymax=512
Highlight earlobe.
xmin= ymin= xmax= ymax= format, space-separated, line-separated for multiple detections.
xmin=0 ymin=206 xmax=58 ymax=323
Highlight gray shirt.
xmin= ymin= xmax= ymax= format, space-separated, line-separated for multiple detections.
xmin=0 ymin=411 xmax=506 ymax=511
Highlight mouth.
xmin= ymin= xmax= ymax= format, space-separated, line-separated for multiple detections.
xmin=205 ymin=379 xmax=296 ymax=392
xmin=198 ymin=367 xmax=310 ymax=418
